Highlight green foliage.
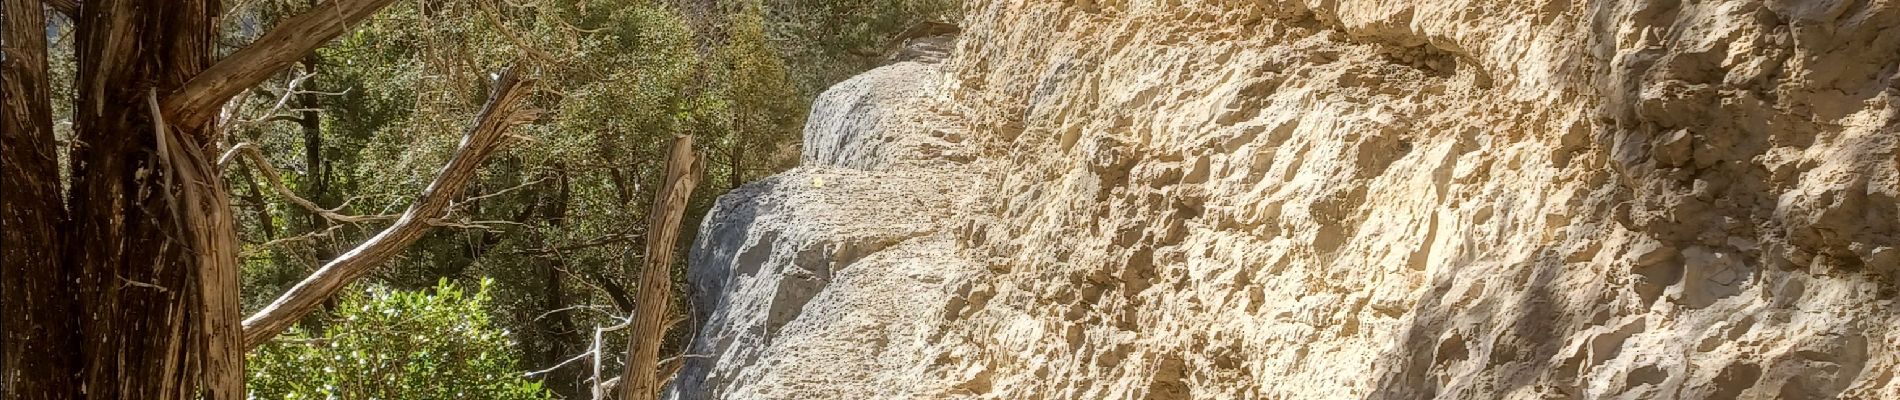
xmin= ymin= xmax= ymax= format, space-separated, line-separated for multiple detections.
xmin=249 ymin=279 xmax=554 ymax=399
xmin=702 ymin=8 xmax=806 ymax=190
xmin=760 ymin=0 xmax=963 ymax=94
xmin=222 ymin=0 xmax=961 ymax=396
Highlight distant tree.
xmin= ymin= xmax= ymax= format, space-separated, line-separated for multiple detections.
xmin=709 ymin=8 xmax=803 ymax=190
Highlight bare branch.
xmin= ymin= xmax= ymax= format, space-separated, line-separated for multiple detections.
xmin=244 ymin=71 xmax=317 ymax=126
xmin=475 ymin=0 xmax=558 ymax=65
xmin=246 ymin=224 xmax=350 ymax=255
xmin=425 ymin=219 xmax=524 ymax=230
xmin=656 ymin=353 xmax=710 ymax=368
xmin=455 ymin=176 xmax=551 ymax=206
xmin=161 ymin=0 xmax=402 ymax=130
xmin=525 ymin=349 xmax=596 ymax=378
xmin=512 ymin=232 xmax=637 ymax=256
xmin=223 ymin=142 xmax=398 ymax=224
xmin=214 ymin=142 xmax=253 ymax=169
xmin=591 ymin=317 xmax=635 ymax=400
xmin=535 ymin=304 xmax=613 ymax=322
xmin=242 ymin=68 xmax=539 ymax=349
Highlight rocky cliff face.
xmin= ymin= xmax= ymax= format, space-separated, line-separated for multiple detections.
xmin=669 ymin=1 xmax=1900 ymax=399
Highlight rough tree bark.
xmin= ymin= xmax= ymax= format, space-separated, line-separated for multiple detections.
xmin=242 ymin=69 xmax=539 ymax=349
xmin=2 ymin=0 xmax=78 ymax=396
xmin=60 ymin=0 xmax=234 ymax=396
xmin=1 ymin=0 xmax=413 ymax=397
xmin=622 ymin=135 xmax=703 ymax=400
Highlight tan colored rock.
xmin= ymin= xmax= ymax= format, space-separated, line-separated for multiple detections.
xmin=670 ymin=1 xmax=1900 ymax=399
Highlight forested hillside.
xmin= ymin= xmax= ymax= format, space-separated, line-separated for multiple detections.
xmin=4 ymin=0 xmax=954 ymax=398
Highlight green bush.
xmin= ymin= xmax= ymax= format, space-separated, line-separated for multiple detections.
xmin=249 ymin=279 xmax=553 ymax=399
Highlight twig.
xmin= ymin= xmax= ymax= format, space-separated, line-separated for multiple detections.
xmin=535 ymin=304 xmax=613 ymax=322
xmin=451 ymin=176 xmax=551 ymax=209
xmin=222 ymin=143 xmax=398 ymax=224
xmin=657 ymin=353 xmax=710 ymax=366
xmin=247 ymin=224 xmax=351 ymax=254
xmin=215 ymin=142 xmax=256 ymax=169
xmin=119 ymin=275 xmax=172 ymax=292
xmin=525 ymin=349 xmax=597 ymax=378
xmin=475 ymin=0 xmax=560 ymax=65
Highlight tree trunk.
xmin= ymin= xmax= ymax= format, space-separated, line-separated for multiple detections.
xmin=728 ymin=131 xmax=745 ymax=192
xmin=533 ymin=166 xmax=589 ymax=399
xmin=622 ymin=135 xmax=702 ymax=400
xmin=60 ymin=0 xmax=245 ymax=397
xmin=295 ymin=54 xmax=335 ymax=268
xmin=2 ymin=0 xmax=80 ymax=396
xmin=3 ymin=0 xmax=409 ymax=397
xmin=236 ymin=159 xmax=278 ymax=240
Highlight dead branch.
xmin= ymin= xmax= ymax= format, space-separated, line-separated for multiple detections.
xmin=245 ymin=224 xmax=350 ymax=256
xmin=591 ymin=318 xmax=634 ymax=400
xmin=241 ymin=67 xmax=539 ymax=349
xmin=621 ymin=135 xmax=703 ymax=400
xmin=526 ymin=349 xmax=597 ymax=378
xmin=221 ymin=142 xmax=397 ymax=224
xmin=456 ymin=176 xmax=551 ymax=206
xmin=161 ymin=0 xmax=402 ymax=130
xmin=535 ymin=304 xmax=614 ymax=322
xmin=511 ymin=232 xmax=638 ymax=256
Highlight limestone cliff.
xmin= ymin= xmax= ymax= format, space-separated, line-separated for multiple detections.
xmin=669 ymin=1 xmax=1900 ymax=399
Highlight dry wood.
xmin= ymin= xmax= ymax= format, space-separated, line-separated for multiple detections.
xmin=160 ymin=0 xmax=402 ymax=131
xmin=621 ymin=135 xmax=703 ymax=400
xmin=241 ymin=68 xmax=539 ymax=349
xmin=58 ymin=0 xmax=224 ymax=396
xmin=592 ymin=319 xmax=633 ymax=400
xmin=149 ymin=90 xmax=245 ymax=399
xmin=220 ymin=142 xmax=398 ymax=223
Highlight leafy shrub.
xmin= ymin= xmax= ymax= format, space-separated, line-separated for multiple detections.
xmin=249 ymin=279 xmax=553 ymax=399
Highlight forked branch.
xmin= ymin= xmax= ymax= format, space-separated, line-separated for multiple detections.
xmin=161 ymin=0 xmax=401 ymax=130
xmin=240 ymin=68 xmax=539 ymax=349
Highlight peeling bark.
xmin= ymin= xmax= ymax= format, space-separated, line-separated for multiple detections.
xmin=4 ymin=0 xmax=413 ymax=395
xmin=622 ymin=135 xmax=703 ymax=400
xmin=63 ymin=0 xmax=228 ymax=396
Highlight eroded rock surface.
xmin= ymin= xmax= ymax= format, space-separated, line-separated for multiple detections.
xmin=670 ymin=1 xmax=1899 ymax=399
